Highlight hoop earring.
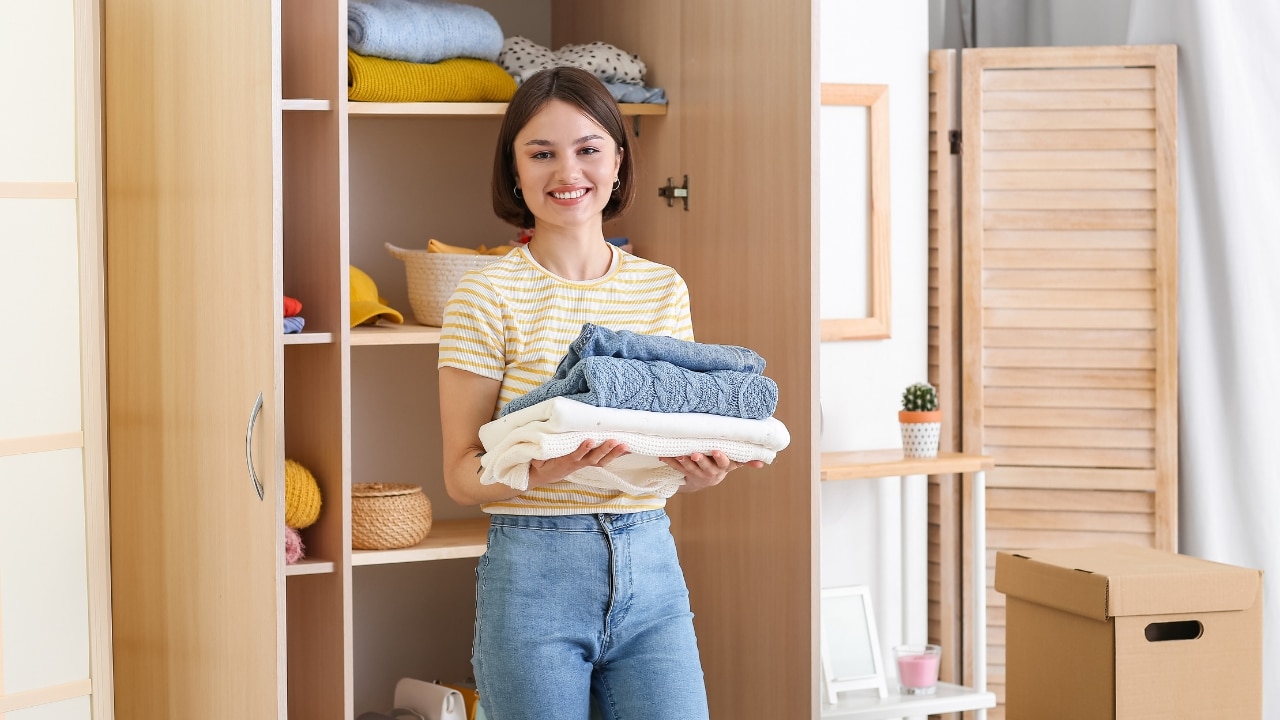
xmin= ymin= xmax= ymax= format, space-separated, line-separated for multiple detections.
xmin=513 ymin=185 xmax=523 ymax=199
xmin=611 ymin=178 xmax=621 ymax=191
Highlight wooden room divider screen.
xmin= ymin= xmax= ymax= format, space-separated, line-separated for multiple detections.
xmin=928 ymin=45 xmax=1180 ymax=719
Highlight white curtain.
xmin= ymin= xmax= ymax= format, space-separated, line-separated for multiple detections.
xmin=1127 ymin=2 xmax=1280 ymax=714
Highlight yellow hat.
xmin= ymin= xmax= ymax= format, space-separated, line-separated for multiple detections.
xmin=350 ymin=266 xmax=404 ymax=328
xmin=284 ymin=458 xmax=322 ymax=529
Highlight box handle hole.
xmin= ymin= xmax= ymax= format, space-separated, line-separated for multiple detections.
xmin=1144 ymin=620 xmax=1203 ymax=642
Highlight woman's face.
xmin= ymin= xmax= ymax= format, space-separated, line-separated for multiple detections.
xmin=512 ymin=99 xmax=622 ymax=232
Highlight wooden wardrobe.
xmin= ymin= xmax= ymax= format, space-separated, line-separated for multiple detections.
xmin=104 ymin=1 xmax=819 ymax=718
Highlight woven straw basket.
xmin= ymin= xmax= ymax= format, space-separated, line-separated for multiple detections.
xmin=351 ymin=482 xmax=433 ymax=550
xmin=385 ymin=243 xmax=501 ymax=327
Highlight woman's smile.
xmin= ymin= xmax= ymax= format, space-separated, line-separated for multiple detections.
xmin=550 ymin=187 xmax=589 ymax=202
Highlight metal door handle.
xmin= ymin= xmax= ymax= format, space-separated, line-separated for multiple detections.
xmin=245 ymin=392 xmax=264 ymax=500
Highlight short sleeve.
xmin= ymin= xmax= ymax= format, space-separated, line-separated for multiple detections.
xmin=437 ymin=270 xmax=506 ymax=381
xmin=671 ymin=274 xmax=695 ymax=342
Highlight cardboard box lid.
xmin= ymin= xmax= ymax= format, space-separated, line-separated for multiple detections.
xmin=995 ymin=545 xmax=1261 ymax=620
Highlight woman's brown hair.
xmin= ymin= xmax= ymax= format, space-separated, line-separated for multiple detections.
xmin=492 ymin=67 xmax=636 ymax=229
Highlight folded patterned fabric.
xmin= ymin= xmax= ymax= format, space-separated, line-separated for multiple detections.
xmin=499 ymin=36 xmax=648 ymax=86
xmin=552 ymin=323 xmax=766 ymax=380
xmin=348 ymin=51 xmax=516 ymax=103
xmin=283 ymin=316 xmax=306 ymax=334
xmin=348 ymin=0 xmax=503 ymax=64
xmin=501 ymin=356 xmax=779 ymax=420
xmin=478 ymin=397 xmax=790 ymax=494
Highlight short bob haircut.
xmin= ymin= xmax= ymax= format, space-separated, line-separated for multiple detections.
xmin=492 ymin=67 xmax=636 ymax=229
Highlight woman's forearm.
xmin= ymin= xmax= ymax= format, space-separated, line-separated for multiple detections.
xmin=442 ymin=446 xmax=526 ymax=506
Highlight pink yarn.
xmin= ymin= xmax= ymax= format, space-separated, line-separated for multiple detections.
xmin=284 ymin=526 xmax=305 ymax=564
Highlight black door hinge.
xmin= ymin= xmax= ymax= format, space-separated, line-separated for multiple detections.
xmin=949 ymin=130 xmax=962 ymax=155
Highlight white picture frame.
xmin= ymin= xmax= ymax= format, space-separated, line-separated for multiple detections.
xmin=820 ymin=585 xmax=887 ymax=704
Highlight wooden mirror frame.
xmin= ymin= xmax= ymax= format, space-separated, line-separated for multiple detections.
xmin=819 ymin=83 xmax=890 ymax=341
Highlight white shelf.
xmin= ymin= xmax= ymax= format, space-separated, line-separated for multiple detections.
xmin=283 ymin=331 xmax=333 ymax=345
xmin=821 ymin=683 xmax=996 ymax=719
xmin=282 ymin=98 xmax=331 ymax=111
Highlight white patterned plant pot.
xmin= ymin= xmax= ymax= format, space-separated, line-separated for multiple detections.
xmin=898 ymin=410 xmax=942 ymax=458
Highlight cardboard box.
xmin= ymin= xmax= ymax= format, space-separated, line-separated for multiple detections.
xmin=995 ymin=545 xmax=1263 ymax=720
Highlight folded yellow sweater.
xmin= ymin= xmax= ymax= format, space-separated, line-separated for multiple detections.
xmin=348 ymin=50 xmax=517 ymax=103
xmin=427 ymin=238 xmax=512 ymax=256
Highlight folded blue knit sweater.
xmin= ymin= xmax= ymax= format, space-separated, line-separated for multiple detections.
xmin=348 ymin=0 xmax=503 ymax=64
xmin=502 ymin=356 xmax=779 ymax=420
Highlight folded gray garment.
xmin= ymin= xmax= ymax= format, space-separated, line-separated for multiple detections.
xmin=348 ymin=0 xmax=503 ymax=64
xmin=502 ymin=356 xmax=779 ymax=420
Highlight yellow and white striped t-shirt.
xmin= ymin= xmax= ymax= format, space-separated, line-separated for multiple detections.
xmin=438 ymin=244 xmax=694 ymax=515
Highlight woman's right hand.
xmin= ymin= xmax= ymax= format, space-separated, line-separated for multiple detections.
xmin=528 ymin=439 xmax=629 ymax=488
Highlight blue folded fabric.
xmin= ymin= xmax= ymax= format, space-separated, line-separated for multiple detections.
xmin=348 ymin=0 xmax=504 ymax=64
xmin=552 ymin=323 xmax=765 ymax=380
xmin=283 ymin=316 xmax=306 ymax=334
xmin=603 ymin=81 xmax=667 ymax=104
xmin=502 ymin=356 xmax=779 ymax=420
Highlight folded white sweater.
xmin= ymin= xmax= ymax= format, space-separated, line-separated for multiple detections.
xmin=478 ymin=397 xmax=790 ymax=497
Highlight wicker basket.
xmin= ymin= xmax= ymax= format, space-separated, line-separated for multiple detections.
xmin=386 ymin=243 xmax=501 ymax=327
xmin=351 ymin=482 xmax=433 ymax=550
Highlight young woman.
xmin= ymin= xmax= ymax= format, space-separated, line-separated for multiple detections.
xmin=438 ymin=66 xmax=761 ymax=720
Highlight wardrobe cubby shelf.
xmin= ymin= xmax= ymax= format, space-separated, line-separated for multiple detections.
xmin=285 ymin=558 xmax=336 ymax=576
xmin=351 ymin=517 xmax=491 ymax=566
xmin=282 ymin=98 xmax=331 ymax=111
xmin=350 ymin=324 xmax=442 ymax=346
xmin=347 ymin=101 xmax=667 ymax=118
xmin=283 ymin=332 xmax=334 ymax=345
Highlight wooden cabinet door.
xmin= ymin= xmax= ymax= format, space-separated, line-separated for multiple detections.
xmin=104 ymin=1 xmax=284 ymax=717
xmin=554 ymin=3 xmax=818 ymax=718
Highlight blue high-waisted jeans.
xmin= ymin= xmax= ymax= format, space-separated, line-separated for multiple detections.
xmin=473 ymin=510 xmax=709 ymax=720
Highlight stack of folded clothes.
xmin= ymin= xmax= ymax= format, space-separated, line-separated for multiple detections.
xmin=283 ymin=295 xmax=305 ymax=334
xmin=478 ymin=324 xmax=789 ymax=497
xmin=347 ymin=0 xmax=516 ymax=102
xmin=498 ymin=36 xmax=667 ymax=104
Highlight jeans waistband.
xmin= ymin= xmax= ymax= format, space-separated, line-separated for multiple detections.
xmin=488 ymin=508 xmax=667 ymax=532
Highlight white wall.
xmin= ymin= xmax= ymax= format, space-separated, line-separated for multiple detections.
xmin=817 ymin=0 xmax=930 ymax=661
xmin=0 ymin=0 xmax=108 ymax=717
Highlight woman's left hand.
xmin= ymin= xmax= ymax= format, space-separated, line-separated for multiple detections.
xmin=660 ymin=450 xmax=764 ymax=493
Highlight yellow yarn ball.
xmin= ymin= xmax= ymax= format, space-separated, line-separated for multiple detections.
xmin=284 ymin=458 xmax=322 ymax=529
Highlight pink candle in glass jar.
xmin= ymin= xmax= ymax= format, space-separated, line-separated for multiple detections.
xmin=893 ymin=644 xmax=941 ymax=694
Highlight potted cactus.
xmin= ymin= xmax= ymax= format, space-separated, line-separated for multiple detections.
xmin=899 ymin=381 xmax=942 ymax=458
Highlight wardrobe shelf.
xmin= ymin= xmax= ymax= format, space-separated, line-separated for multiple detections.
xmin=285 ymin=558 xmax=336 ymax=576
xmin=283 ymin=331 xmax=334 ymax=345
xmin=347 ymin=101 xmax=667 ymax=118
xmin=282 ymin=98 xmax=331 ymax=111
xmin=350 ymin=323 xmax=442 ymax=346
xmin=352 ymin=517 xmax=490 ymax=566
